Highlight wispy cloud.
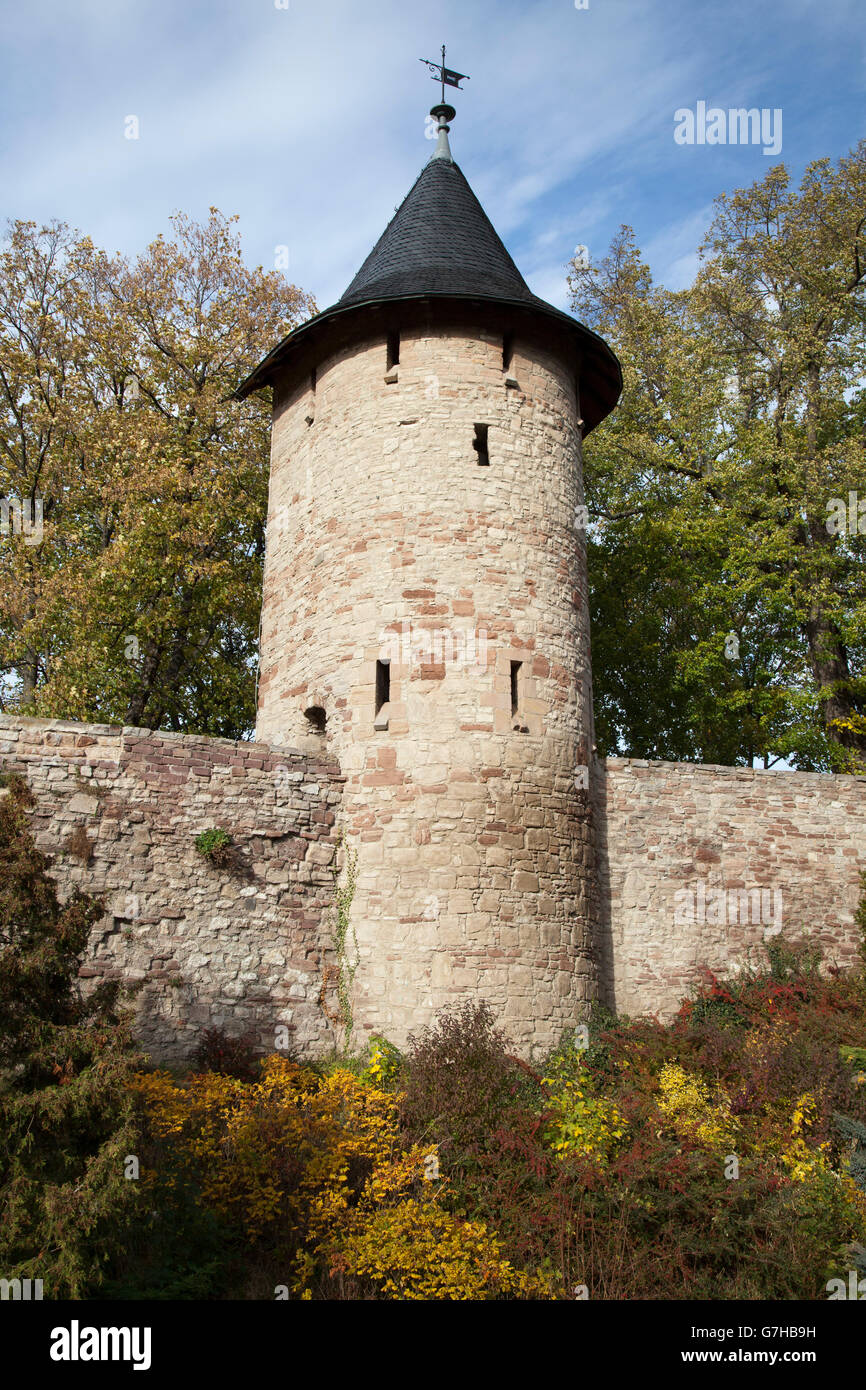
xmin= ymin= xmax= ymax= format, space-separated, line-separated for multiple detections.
xmin=0 ymin=0 xmax=862 ymax=317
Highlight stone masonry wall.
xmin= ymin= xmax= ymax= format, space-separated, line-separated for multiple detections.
xmin=257 ymin=319 xmax=599 ymax=1055
xmin=593 ymin=757 xmax=866 ymax=1020
xmin=3 ymin=719 xmax=864 ymax=1061
xmin=0 ymin=716 xmax=343 ymax=1063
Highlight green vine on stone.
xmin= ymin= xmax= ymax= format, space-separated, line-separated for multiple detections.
xmin=323 ymin=831 xmax=360 ymax=1046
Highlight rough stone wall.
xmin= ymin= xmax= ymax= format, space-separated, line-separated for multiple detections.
xmin=593 ymin=757 xmax=866 ymax=1020
xmin=257 ymin=321 xmax=598 ymax=1054
xmin=0 ymin=716 xmax=342 ymax=1063
xmin=2 ymin=719 xmax=864 ymax=1058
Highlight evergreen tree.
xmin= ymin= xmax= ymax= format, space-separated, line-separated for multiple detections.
xmin=0 ymin=776 xmax=142 ymax=1296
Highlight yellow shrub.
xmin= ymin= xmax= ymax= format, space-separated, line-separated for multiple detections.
xmin=779 ymin=1093 xmax=834 ymax=1183
xmin=541 ymin=1061 xmax=627 ymax=1164
xmin=656 ymin=1063 xmax=739 ymax=1149
xmin=130 ymin=1058 xmax=550 ymax=1299
xmin=325 ymin=1197 xmax=549 ymax=1300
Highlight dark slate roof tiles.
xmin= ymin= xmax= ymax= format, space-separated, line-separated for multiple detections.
xmin=339 ymin=157 xmax=535 ymax=307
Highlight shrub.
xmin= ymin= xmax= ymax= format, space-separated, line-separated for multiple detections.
xmin=399 ymin=999 xmax=533 ymax=1162
xmin=360 ymin=1034 xmax=404 ymax=1089
xmin=656 ymin=1062 xmax=739 ymax=1149
xmin=0 ymin=780 xmax=143 ymax=1297
xmin=193 ymin=1025 xmax=261 ymax=1082
xmin=540 ymin=1040 xmax=628 ymax=1165
xmin=194 ymin=827 xmax=233 ymax=867
xmin=130 ymin=1058 xmax=551 ymax=1299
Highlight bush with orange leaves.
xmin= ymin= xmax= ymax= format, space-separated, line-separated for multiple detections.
xmin=130 ymin=1057 xmax=551 ymax=1300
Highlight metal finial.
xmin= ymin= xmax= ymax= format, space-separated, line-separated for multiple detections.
xmin=429 ymin=103 xmax=456 ymax=161
xmin=418 ymin=46 xmax=468 ymax=161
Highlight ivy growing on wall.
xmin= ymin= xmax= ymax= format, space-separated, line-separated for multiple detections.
xmin=320 ymin=832 xmax=359 ymax=1046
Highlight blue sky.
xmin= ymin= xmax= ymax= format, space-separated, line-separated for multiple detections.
xmin=1 ymin=0 xmax=863 ymax=314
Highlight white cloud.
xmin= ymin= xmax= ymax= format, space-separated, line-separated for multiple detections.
xmin=0 ymin=0 xmax=861 ymax=319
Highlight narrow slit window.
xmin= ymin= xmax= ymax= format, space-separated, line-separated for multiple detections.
xmin=311 ymin=366 xmax=317 ymax=394
xmin=473 ymin=423 xmax=489 ymax=466
xmin=386 ymin=332 xmax=400 ymax=370
xmin=375 ymin=660 xmax=390 ymax=714
xmin=510 ymin=661 xmax=521 ymax=716
xmin=502 ymin=334 xmax=513 ymax=373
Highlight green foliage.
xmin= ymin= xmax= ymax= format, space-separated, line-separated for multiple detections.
xmin=572 ymin=143 xmax=866 ymax=768
xmin=321 ymin=833 xmax=359 ymax=1046
xmin=0 ymin=781 xmax=144 ymax=1297
xmin=194 ymin=826 xmax=233 ymax=865
xmin=361 ymin=1033 xmax=405 ymax=1088
xmin=766 ymin=935 xmax=823 ymax=981
xmin=833 ymin=1112 xmax=866 ymax=1194
xmin=23 ymin=949 xmax=864 ymax=1301
xmin=0 ymin=211 xmax=314 ymax=736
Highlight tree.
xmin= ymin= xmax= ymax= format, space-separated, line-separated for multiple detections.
xmin=571 ymin=142 xmax=866 ymax=770
xmin=0 ymin=777 xmax=142 ymax=1296
xmin=0 ymin=210 xmax=314 ymax=737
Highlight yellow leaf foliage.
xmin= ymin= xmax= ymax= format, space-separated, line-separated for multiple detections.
xmin=130 ymin=1058 xmax=551 ymax=1299
xmin=656 ymin=1062 xmax=740 ymax=1149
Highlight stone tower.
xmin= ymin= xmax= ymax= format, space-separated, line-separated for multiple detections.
xmin=237 ymin=103 xmax=621 ymax=1054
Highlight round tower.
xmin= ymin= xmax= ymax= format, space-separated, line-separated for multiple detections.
xmin=237 ymin=103 xmax=621 ymax=1055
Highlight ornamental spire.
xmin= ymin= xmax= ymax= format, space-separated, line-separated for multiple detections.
xmin=418 ymin=44 xmax=469 ymax=161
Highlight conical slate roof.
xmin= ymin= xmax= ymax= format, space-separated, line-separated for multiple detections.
xmin=236 ymin=122 xmax=622 ymax=430
xmin=338 ymin=155 xmax=536 ymax=307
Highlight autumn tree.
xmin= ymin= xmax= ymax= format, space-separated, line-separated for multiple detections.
xmin=572 ymin=141 xmax=866 ymax=769
xmin=0 ymin=210 xmax=313 ymax=736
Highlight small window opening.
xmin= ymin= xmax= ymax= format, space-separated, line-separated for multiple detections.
xmin=386 ymin=332 xmax=400 ymax=370
xmin=375 ymin=660 xmax=390 ymax=714
xmin=304 ymin=705 xmax=326 ymax=734
xmin=575 ymin=378 xmax=585 ymax=432
xmin=510 ymin=661 xmax=522 ymax=716
xmin=305 ymin=367 xmax=317 ymax=425
xmin=473 ymin=422 xmax=490 ymax=466
xmin=502 ymin=334 xmax=513 ymax=373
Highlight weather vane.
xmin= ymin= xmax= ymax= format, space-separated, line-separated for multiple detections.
xmin=419 ymin=45 xmax=470 ymax=106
